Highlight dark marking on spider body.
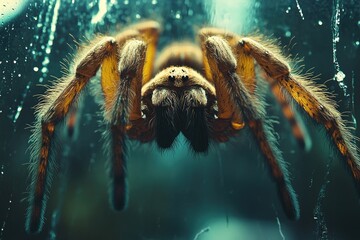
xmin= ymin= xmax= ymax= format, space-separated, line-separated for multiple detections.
xmin=25 ymin=21 xmax=360 ymax=234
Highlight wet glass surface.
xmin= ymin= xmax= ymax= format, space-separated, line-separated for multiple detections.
xmin=0 ymin=0 xmax=360 ymax=239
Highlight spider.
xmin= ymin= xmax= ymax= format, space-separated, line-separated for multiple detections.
xmin=26 ymin=21 xmax=360 ymax=233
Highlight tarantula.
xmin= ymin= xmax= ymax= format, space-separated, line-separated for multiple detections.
xmin=26 ymin=21 xmax=360 ymax=233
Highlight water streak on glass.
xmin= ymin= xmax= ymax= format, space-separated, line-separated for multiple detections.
xmin=276 ymin=216 xmax=285 ymax=240
xmin=332 ymin=0 xmax=347 ymax=95
xmin=12 ymin=0 xmax=61 ymax=123
xmin=313 ymin=163 xmax=332 ymax=240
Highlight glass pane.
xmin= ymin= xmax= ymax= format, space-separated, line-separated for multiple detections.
xmin=0 ymin=0 xmax=359 ymax=239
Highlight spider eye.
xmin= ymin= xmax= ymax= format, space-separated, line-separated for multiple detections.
xmin=182 ymin=75 xmax=189 ymax=81
xmin=169 ymin=75 xmax=175 ymax=81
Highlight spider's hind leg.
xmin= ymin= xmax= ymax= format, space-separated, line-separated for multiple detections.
xmin=268 ymin=79 xmax=311 ymax=150
xmin=65 ymin=94 xmax=84 ymax=138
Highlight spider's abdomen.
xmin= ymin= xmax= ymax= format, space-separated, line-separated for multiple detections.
xmin=154 ymin=42 xmax=204 ymax=74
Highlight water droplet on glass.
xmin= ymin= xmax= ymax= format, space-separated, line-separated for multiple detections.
xmin=13 ymin=106 xmax=22 ymax=123
xmin=175 ymin=11 xmax=181 ymax=19
xmin=335 ymin=70 xmax=345 ymax=82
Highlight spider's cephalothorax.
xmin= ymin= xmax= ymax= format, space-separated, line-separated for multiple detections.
xmin=26 ymin=21 xmax=360 ymax=233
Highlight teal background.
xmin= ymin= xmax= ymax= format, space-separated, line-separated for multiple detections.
xmin=0 ymin=0 xmax=360 ymax=239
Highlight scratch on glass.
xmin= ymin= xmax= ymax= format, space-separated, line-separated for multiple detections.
xmin=193 ymin=227 xmax=211 ymax=240
xmin=295 ymin=0 xmax=304 ymax=20
xmin=276 ymin=216 xmax=286 ymax=240
xmin=313 ymin=163 xmax=331 ymax=240
xmin=332 ymin=0 xmax=348 ymax=96
xmin=0 ymin=194 xmax=12 ymax=240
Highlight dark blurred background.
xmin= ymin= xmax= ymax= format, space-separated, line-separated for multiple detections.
xmin=0 ymin=0 xmax=359 ymax=239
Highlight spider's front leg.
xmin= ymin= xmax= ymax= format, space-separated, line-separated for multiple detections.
xmin=199 ymin=29 xmax=309 ymax=149
xmin=202 ymin=36 xmax=300 ymax=220
xmin=26 ymin=37 xmax=119 ymax=233
xmin=239 ymin=38 xmax=360 ymax=187
xmin=103 ymin=39 xmax=147 ymax=211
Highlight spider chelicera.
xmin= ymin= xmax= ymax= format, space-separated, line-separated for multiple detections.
xmin=26 ymin=21 xmax=360 ymax=233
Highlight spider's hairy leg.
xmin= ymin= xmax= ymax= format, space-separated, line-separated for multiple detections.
xmin=200 ymin=45 xmax=244 ymax=130
xmin=127 ymin=21 xmax=160 ymax=84
xmin=65 ymin=94 xmax=85 ymax=138
xmin=66 ymin=101 xmax=77 ymax=137
xmin=239 ymin=38 xmax=360 ymax=185
xmin=199 ymin=29 xmax=308 ymax=149
xmin=26 ymin=37 xmax=118 ymax=233
xmin=269 ymin=80 xmax=311 ymax=150
xmin=234 ymin=45 xmax=309 ymax=149
xmin=199 ymin=29 xmax=244 ymax=130
xmin=104 ymin=39 xmax=147 ymax=211
xmin=239 ymin=36 xmax=308 ymax=150
xmin=199 ymin=28 xmax=257 ymax=93
xmin=203 ymin=36 xmax=300 ymax=220
xmin=199 ymin=28 xmax=258 ymax=130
